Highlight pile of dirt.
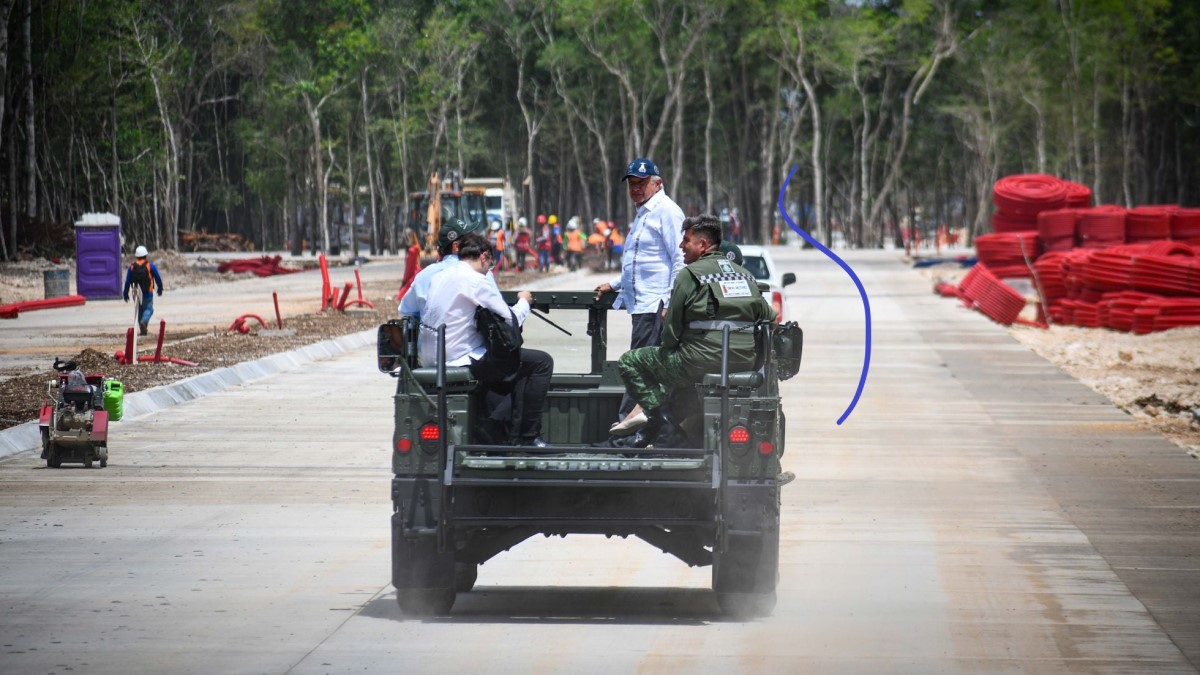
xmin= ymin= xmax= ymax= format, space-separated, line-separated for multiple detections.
xmin=0 ymin=303 xmax=387 ymax=429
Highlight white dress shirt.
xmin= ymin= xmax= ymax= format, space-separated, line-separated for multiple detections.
xmin=419 ymin=259 xmax=531 ymax=367
xmin=398 ymin=254 xmax=459 ymax=319
xmin=609 ymin=189 xmax=685 ymax=313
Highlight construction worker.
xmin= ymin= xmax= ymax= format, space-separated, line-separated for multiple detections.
xmin=122 ymin=245 xmax=164 ymax=336
xmin=565 ymin=220 xmax=585 ymax=271
xmin=489 ymin=220 xmax=508 ymax=271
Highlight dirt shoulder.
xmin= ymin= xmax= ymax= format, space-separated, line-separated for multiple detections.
xmin=917 ymin=257 xmax=1200 ymax=459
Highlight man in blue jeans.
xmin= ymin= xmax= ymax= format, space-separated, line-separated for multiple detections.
xmin=122 ymin=245 xmax=164 ymax=335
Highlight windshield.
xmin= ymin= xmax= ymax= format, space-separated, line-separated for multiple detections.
xmin=741 ymin=256 xmax=770 ymax=281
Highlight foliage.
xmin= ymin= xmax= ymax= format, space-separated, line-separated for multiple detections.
xmin=1 ymin=0 xmax=1197 ymax=258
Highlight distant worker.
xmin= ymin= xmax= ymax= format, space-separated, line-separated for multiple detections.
xmin=514 ymin=217 xmax=533 ymax=271
xmin=489 ymin=220 xmax=509 ymax=271
xmin=565 ymin=220 xmax=584 ymax=271
xmin=122 ymin=245 xmax=164 ymax=336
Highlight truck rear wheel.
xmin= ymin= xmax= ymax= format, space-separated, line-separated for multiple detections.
xmin=712 ymin=501 xmax=780 ymax=619
xmin=455 ymin=562 xmax=479 ymax=593
xmin=392 ymin=515 xmax=456 ymax=617
xmin=397 ymin=587 xmax=456 ymax=617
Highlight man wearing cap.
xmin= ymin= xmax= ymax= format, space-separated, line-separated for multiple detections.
xmin=122 ymin=245 xmax=165 ymax=336
xmin=593 ymin=157 xmax=685 ymax=420
xmin=398 ymin=218 xmax=486 ymax=323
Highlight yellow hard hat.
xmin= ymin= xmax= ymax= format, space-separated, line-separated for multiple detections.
xmin=548 ymin=214 xmax=558 ymax=225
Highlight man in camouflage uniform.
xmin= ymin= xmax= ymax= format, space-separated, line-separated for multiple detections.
xmin=617 ymin=215 xmax=776 ymax=448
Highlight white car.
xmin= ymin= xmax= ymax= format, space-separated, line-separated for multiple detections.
xmin=738 ymin=245 xmax=796 ymax=322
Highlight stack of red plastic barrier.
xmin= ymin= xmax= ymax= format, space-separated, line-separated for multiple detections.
xmin=972 ymin=232 xmax=1040 ymax=278
xmin=1172 ymin=209 xmax=1200 ymax=243
xmin=1064 ymin=181 xmax=1093 ymax=208
xmin=1125 ymin=206 xmax=1174 ymax=243
xmin=1076 ymin=205 xmax=1127 ymax=249
xmin=217 ymin=256 xmax=300 ymax=277
xmin=1032 ymin=251 xmax=1070 ymax=303
xmin=1037 ymin=209 xmax=1077 ymax=252
xmin=993 ymin=174 xmax=1069 ymax=228
xmin=953 ymin=263 xmax=1026 ymax=325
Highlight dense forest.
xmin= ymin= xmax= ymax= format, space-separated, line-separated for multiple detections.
xmin=0 ymin=0 xmax=1195 ymax=258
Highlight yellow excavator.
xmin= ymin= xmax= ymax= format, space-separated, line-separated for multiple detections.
xmin=407 ymin=171 xmax=487 ymax=265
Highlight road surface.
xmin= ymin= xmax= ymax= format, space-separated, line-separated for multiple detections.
xmin=1 ymin=248 xmax=1197 ymax=673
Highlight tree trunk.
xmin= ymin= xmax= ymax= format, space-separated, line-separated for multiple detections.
xmin=302 ymin=92 xmax=330 ymax=253
xmin=758 ymin=71 xmax=781 ymax=245
xmin=0 ymin=0 xmax=15 ymax=258
xmin=362 ymin=70 xmax=379 ymax=255
xmin=703 ymin=61 xmax=715 ymax=214
xmin=23 ymin=0 xmax=35 ymax=221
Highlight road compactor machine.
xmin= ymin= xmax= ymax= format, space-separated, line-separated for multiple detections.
xmin=39 ymin=358 xmax=112 ymax=468
xmin=377 ymin=291 xmax=802 ymax=618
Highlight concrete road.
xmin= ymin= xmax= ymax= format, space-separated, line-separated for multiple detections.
xmin=1 ymin=249 xmax=1197 ymax=674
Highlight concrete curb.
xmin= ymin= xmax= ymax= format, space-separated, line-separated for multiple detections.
xmin=0 ymin=329 xmax=375 ymax=461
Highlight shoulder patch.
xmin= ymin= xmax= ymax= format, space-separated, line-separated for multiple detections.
xmin=718 ymin=260 xmax=734 ymax=273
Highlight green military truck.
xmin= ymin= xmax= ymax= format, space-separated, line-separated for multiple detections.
xmin=376 ymin=290 xmax=801 ymax=618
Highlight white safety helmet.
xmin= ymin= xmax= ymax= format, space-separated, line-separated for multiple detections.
xmin=490 ymin=220 xmax=501 ymax=231
xmin=134 ymin=245 xmax=148 ymax=258
xmin=518 ymin=217 xmax=528 ymax=227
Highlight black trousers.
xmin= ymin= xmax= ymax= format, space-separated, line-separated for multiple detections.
xmin=477 ymin=348 xmax=554 ymax=443
xmin=618 ymin=307 xmax=663 ymax=417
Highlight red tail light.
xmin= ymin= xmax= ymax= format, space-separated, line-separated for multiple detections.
xmin=395 ymin=437 xmax=412 ymax=454
xmin=419 ymin=424 xmax=441 ymax=442
xmin=758 ymin=440 xmax=774 ymax=455
xmin=728 ymin=426 xmax=750 ymax=444
xmin=771 ymin=291 xmax=784 ymax=322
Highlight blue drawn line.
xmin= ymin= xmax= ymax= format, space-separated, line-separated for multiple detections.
xmin=777 ymin=165 xmax=872 ymax=425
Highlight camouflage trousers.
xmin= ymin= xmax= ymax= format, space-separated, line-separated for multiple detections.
xmin=616 ymin=347 xmax=700 ymax=413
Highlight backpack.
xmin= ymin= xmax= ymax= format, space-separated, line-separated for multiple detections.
xmin=130 ymin=262 xmax=151 ymax=293
xmin=470 ymin=306 xmax=523 ymax=383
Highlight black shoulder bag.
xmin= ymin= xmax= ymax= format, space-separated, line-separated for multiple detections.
xmin=471 ymin=306 xmax=523 ymax=383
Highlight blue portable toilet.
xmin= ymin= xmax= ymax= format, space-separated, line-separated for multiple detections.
xmin=74 ymin=213 xmax=123 ymax=299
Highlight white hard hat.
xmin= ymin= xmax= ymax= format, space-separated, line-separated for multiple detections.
xmin=134 ymin=245 xmax=148 ymax=258
xmin=490 ymin=221 xmax=501 ymax=231
xmin=518 ymin=217 xmax=528 ymax=226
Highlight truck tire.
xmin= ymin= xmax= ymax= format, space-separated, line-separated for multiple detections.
xmin=713 ymin=528 xmax=779 ymax=619
xmin=392 ymin=515 xmax=456 ymax=617
xmin=713 ymin=490 xmax=780 ymax=619
xmin=455 ymin=562 xmax=479 ymax=593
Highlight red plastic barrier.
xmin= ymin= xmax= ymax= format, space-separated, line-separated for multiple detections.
xmin=1125 ymin=206 xmax=1174 ymax=243
xmin=991 ymin=211 xmax=1037 ymax=234
xmin=273 ymin=292 xmax=284 ymax=329
xmin=994 ymin=174 xmax=1069 ymax=219
xmin=336 ymin=282 xmax=353 ymax=312
xmin=1077 ymin=205 xmax=1126 ymax=249
xmin=342 ymin=299 xmax=376 ymax=310
xmin=0 ymin=294 xmax=86 ymax=319
xmin=217 ymin=256 xmax=299 ymax=277
xmin=319 ymin=254 xmax=331 ymax=311
xmin=973 ymin=232 xmax=1040 ymax=278
xmin=227 ymin=314 xmax=269 ymax=333
xmin=1064 ymin=181 xmax=1093 ymax=208
xmin=1171 ymin=208 xmax=1200 ymax=241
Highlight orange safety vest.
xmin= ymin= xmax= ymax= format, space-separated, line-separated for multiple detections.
xmin=566 ymin=230 xmax=584 ymax=252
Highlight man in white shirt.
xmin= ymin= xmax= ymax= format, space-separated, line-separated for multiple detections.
xmin=398 ymin=217 xmax=485 ymax=321
xmin=592 ymin=157 xmax=685 ymax=422
xmin=421 ymin=233 xmax=554 ymax=447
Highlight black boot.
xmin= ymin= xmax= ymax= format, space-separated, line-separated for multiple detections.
xmin=138 ymin=320 xmax=148 ymax=336
xmin=627 ymin=408 xmax=666 ymax=449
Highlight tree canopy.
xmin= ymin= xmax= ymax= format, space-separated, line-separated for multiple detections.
xmin=1 ymin=0 xmax=1195 ymax=258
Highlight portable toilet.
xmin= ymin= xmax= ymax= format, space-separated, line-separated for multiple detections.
xmin=74 ymin=213 xmax=123 ymax=299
